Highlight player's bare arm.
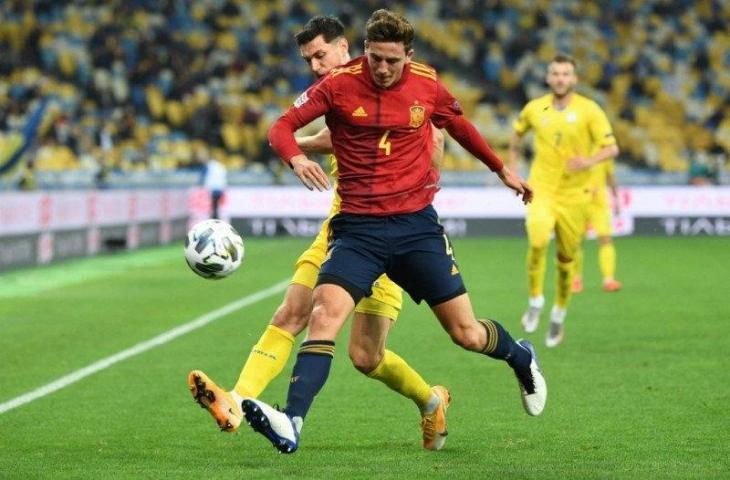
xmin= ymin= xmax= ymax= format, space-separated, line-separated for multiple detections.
xmin=508 ymin=132 xmax=523 ymax=169
xmin=497 ymin=165 xmax=533 ymax=204
xmin=268 ymin=89 xmax=333 ymax=192
xmin=289 ymin=154 xmax=330 ymax=191
xmin=567 ymin=144 xmax=620 ymax=171
xmin=296 ymin=127 xmax=334 ymax=154
xmin=607 ymin=168 xmax=621 ymax=215
xmin=442 ymin=115 xmax=532 ymax=204
xmin=431 ymin=126 xmax=445 ymax=170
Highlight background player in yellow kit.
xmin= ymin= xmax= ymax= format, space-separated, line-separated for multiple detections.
xmin=188 ymin=15 xmax=450 ymax=450
xmin=509 ymin=53 xmax=619 ymax=348
xmin=572 ymin=159 xmax=622 ymax=293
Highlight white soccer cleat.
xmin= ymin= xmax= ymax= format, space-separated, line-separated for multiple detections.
xmin=514 ymin=340 xmax=547 ymax=416
xmin=241 ymin=398 xmax=300 ymax=454
xmin=545 ymin=321 xmax=564 ymax=348
xmin=521 ymin=306 xmax=542 ymax=333
xmin=545 ymin=306 xmax=566 ymax=348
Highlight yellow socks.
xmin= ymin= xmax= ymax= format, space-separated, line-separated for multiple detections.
xmin=233 ymin=325 xmax=295 ymax=398
xmin=555 ymin=257 xmax=574 ymax=308
xmin=527 ymin=245 xmax=547 ymax=297
xmin=367 ymin=349 xmax=432 ymax=411
xmin=573 ymin=247 xmax=584 ymax=281
xmin=598 ymin=242 xmax=616 ymax=281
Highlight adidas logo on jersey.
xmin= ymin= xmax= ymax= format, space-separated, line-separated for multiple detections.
xmin=352 ymin=106 xmax=368 ymax=117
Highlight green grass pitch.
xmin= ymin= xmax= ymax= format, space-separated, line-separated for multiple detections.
xmin=1 ymin=236 xmax=728 ymax=479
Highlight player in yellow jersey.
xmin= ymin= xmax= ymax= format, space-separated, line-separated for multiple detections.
xmin=188 ymin=16 xmax=450 ymax=451
xmin=509 ymin=53 xmax=619 ymax=348
xmin=572 ymin=159 xmax=622 ymax=293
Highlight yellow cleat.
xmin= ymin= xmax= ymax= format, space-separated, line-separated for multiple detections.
xmin=421 ymin=385 xmax=450 ymax=451
xmin=188 ymin=370 xmax=242 ymax=432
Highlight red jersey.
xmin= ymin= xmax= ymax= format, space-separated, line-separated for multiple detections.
xmin=269 ymin=56 xmax=504 ymax=215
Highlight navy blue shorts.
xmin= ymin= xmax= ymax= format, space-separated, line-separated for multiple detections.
xmin=317 ymin=205 xmax=466 ymax=307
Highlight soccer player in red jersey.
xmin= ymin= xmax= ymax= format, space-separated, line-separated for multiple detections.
xmin=188 ymin=16 xmax=451 ymax=452
xmin=242 ymin=10 xmax=548 ymax=454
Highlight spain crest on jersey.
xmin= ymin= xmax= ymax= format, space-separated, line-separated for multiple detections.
xmin=409 ymin=104 xmax=425 ymax=128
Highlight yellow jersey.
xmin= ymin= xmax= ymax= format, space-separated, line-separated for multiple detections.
xmin=327 ymin=154 xmax=342 ymax=214
xmin=589 ymin=158 xmax=615 ymax=191
xmin=513 ymin=93 xmax=616 ymax=197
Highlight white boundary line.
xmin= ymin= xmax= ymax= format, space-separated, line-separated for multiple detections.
xmin=0 ymin=278 xmax=290 ymax=415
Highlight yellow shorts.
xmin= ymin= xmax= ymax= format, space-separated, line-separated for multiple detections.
xmin=291 ymin=217 xmax=403 ymax=321
xmin=526 ymin=189 xmax=591 ymax=258
xmin=587 ymin=190 xmax=612 ymax=237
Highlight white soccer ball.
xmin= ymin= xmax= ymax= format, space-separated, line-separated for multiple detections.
xmin=184 ymin=219 xmax=244 ymax=279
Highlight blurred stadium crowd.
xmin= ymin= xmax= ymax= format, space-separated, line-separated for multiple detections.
xmin=0 ymin=0 xmax=728 ymax=188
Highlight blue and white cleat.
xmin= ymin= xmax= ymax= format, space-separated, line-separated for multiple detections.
xmin=514 ymin=340 xmax=547 ymax=416
xmin=241 ymin=399 xmax=300 ymax=454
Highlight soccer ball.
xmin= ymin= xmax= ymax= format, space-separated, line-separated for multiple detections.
xmin=184 ymin=219 xmax=244 ymax=279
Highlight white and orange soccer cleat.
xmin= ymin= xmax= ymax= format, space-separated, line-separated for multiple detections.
xmin=188 ymin=370 xmax=242 ymax=432
xmin=602 ymin=279 xmax=622 ymax=292
xmin=421 ymin=385 xmax=451 ymax=450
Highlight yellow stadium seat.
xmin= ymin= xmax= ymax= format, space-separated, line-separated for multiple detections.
xmin=150 ymin=123 xmax=171 ymax=137
xmin=146 ymin=86 xmax=165 ymax=120
xmin=221 ymin=123 xmax=243 ymax=152
xmin=227 ymin=154 xmax=246 ymax=170
xmin=165 ymin=101 xmax=186 ymax=127
xmin=58 ymin=51 xmax=76 ymax=77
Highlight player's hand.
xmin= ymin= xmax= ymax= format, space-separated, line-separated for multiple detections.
xmin=567 ymin=155 xmax=593 ymax=171
xmin=497 ymin=166 xmax=533 ymax=204
xmin=290 ymin=154 xmax=330 ymax=191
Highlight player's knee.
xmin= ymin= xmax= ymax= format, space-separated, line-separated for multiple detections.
xmin=527 ymin=228 xmax=551 ymax=251
xmin=598 ymin=236 xmax=612 ymax=246
xmin=447 ymin=324 xmax=483 ymax=352
xmin=527 ymin=244 xmax=548 ymax=269
xmin=271 ymin=299 xmax=311 ymax=335
xmin=348 ymin=344 xmax=382 ymax=374
xmin=308 ymin=302 xmax=340 ymax=332
xmin=557 ymin=252 xmax=573 ymax=264
xmin=528 ymin=242 xmax=549 ymax=258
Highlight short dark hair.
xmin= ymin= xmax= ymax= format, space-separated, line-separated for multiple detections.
xmin=295 ymin=15 xmax=345 ymax=46
xmin=551 ymin=53 xmax=577 ymax=69
xmin=365 ymin=9 xmax=414 ymax=52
